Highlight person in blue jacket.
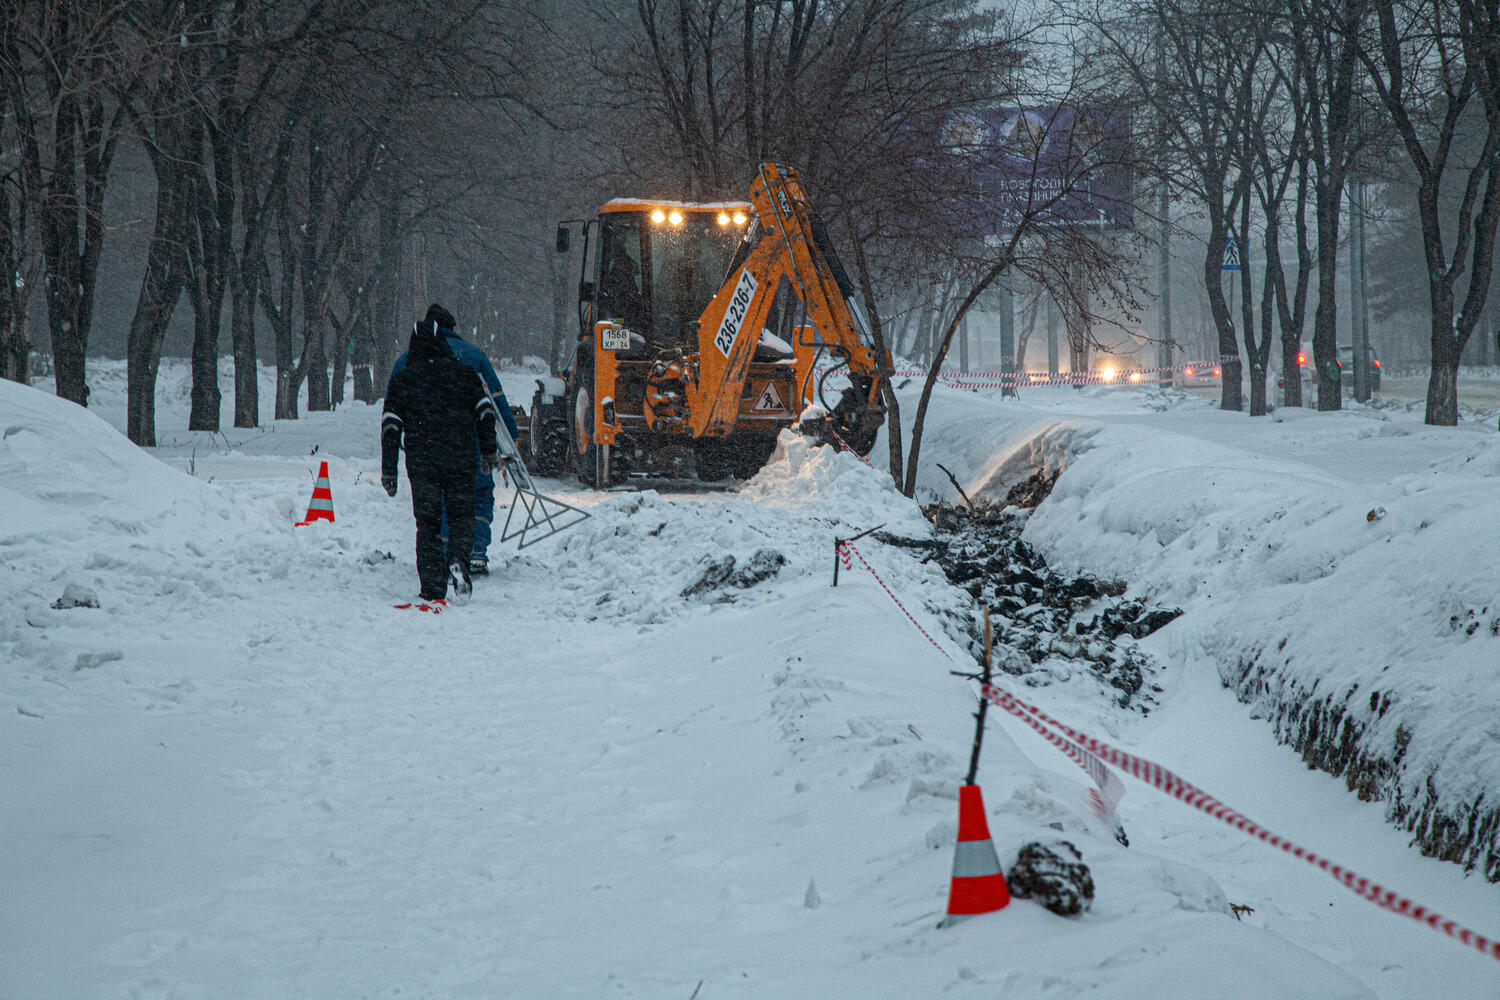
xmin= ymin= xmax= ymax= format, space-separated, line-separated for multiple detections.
xmin=387 ymin=303 xmax=520 ymax=576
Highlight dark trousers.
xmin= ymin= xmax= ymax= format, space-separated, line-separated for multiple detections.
xmin=410 ymin=468 xmax=476 ymax=598
xmin=439 ymin=470 xmax=495 ymax=561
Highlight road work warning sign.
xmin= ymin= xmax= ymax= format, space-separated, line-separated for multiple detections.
xmin=753 ymin=381 xmax=787 ymax=412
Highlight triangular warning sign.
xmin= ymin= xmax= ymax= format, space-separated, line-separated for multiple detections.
xmin=753 ymin=381 xmax=787 ymax=412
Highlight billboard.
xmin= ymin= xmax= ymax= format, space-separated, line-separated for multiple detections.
xmin=936 ymin=106 xmax=1133 ymax=237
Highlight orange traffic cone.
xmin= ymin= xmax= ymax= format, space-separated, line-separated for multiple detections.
xmin=937 ymin=784 xmax=1010 ymax=927
xmin=295 ymin=461 xmax=336 ymax=526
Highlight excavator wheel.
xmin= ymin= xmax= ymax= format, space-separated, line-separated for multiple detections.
xmin=526 ymin=385 xmax=571 ymax=477
xmin=693 ymin=439 xmax=735 ymax=482
xmin=566 ymin=362 xmax=601 ymax=487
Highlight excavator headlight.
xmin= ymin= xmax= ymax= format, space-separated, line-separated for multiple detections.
xmin=732 ymin=212 xmax=748 ymax=225
xmin=717 ymin=212 xmax=731 ymax=226
xmin=667 ymin=211 xmax=684 ymax=225
xmin=651 ymin=209 xmax=667 ymax=224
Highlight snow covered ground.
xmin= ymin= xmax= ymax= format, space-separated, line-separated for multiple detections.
xmin=3 ymin=359 xmax=1498 ymax=999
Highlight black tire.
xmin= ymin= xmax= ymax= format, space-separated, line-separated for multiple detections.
xmin=694 ymin=439 xmax=735 ymax=482
xmin=567 ymin=374 xmax=600 ymax=487
xmin=526 ymin=386 xmax=570 ymax=476
xmin=730 ymin=433 xmax=778 ymax=479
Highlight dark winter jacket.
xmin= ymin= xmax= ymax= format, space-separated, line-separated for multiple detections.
xmin=382 ymin=322 xmax=500 ymax=481
xmin=389 ymin=326 xmax=521 ymax=442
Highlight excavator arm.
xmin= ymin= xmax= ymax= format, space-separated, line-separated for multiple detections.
xmin=687 ymin=162 xmax=890 ymax=447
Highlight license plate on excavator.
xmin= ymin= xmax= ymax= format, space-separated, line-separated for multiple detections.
xmin=601 ymin=327 xmax=630 ymax=351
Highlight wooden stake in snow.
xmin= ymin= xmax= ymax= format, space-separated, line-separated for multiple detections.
xmin=963 ymin=609 xmax=994 ymax=786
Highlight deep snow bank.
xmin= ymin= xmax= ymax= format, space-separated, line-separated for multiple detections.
xmin=906 ymin=385 xmax=1500 ymax=883
xmin=0 ymin=378 xmax=222 ymax=540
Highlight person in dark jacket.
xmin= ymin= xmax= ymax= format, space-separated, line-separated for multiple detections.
xmin=388 ymin=303 xmax=520 ymax=577
xmin=382 ymin=318 xmax=501 ymax=602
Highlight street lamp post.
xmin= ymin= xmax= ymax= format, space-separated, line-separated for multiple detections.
xmin=1349 ymin=176 xmax=1370 ymax=401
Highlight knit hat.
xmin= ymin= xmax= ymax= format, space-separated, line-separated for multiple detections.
xmin=424 ymin=303 xmax=456 ymax=331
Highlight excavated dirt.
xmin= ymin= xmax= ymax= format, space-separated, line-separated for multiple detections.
xmin=1008 ymin=839 xmax=1096 ymax=916
xmin=880 ymin=470 xmax=1181 ymax=712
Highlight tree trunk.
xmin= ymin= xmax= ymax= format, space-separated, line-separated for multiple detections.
xmin=905 ymin=255 xmax=1010 ymax=498
xmin=372 ymin=173 xmax=403 ymax=395
xmin=187 ymin=302 xmax=222 ymax=431
xmin=186 ymin=118 xmax=230 ymax=433
xmin=1425 ymin=346 xmax=1460 ymax=425
xmin=352 ymin=310 xmax=375 ymax=403
xmin=304 ymin=305 xmax=330 ymax=411
xmin=1311 ymin=189 xmax=1343 ymax=411
xmin=910 ymin=301 xmax=931 ymax=368
xmin=1066 ymin=264 xmax=1091 ymax=377
xmin=126 ymin=159 xmax=189 ymax=446
xmin=0 ymin=282 xmax=33 ymax=384
xmin=0 ymin=185 xmax=32 ymax=384
xmin=1425 ymin=279 xmax=1462 ymax=425
xmin=230 ymin=263 xmax=260 ymax=427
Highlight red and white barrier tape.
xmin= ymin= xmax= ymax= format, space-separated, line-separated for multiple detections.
xmin=835 ymin=537 xmax=1500 ymax=962
xmin=837 ymin=539 xmax=1121 ymax=821
xmin=826 ymin=425 xmax=878 ymax=470
xmin=981 ymin=682 xmax=1500 ymax=963
xmin=818 ymin=358 xmax=1236 ymax=390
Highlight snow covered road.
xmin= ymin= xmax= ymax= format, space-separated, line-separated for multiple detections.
xmin=3 ymin=362 xmax=1498 ymax=998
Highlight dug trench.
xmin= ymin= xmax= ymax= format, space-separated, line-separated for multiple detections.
xmin=877 ymin=470 xmax=1181 ymax=716
xmin=899 ymin=468 xmax=1498 ymax=885
xmin=1227 ymin=648 xmax=1499 ymax=883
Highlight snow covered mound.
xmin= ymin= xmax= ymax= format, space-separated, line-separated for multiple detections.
xmin=742 ymin=427 xmax=930 ymax=536
xmin=1012 ymin=402 xmax=1500 ymax=884
xmin=0 ymin=377 xmax=220 ymax=540
xmin=521 ymin=431 xmax=930 ymax=626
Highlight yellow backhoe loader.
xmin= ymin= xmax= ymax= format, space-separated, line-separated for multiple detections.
xmin=526 ymin=162 xmax=890 ymax=486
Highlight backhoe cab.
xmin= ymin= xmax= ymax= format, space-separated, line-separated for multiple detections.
xmin=530 ymin=163 xmax=889 ymax=487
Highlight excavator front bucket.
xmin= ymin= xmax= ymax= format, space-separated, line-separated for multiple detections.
xmin=799 ymin=373 xmax=885 ymax=456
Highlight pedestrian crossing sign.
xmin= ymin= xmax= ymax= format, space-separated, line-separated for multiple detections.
xmin=1222 ymin=235 xmax=1242 ymax=271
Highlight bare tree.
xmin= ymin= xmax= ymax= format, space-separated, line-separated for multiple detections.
xmin=0 ymin=2 xmax=147 ymax=406
xmin=1089 ymin=0 xmax=1281 ymax=414
xmin=1250 ymin=26 xmax=1317 ymax=410
xmin=120 ymin=2 xmax=197 ymax=446
xmin=0 ymin=47 xmax=41 ymax=384
xmin=1361 ymin=0 xmax=1500 ymax=425
xmin=1286 ymin=0 xmax=1369 ymax=410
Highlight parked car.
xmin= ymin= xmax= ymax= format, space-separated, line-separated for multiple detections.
xmin=1178 ymin=361 xmax=1222 ymax=388
xmin=1338 ymin=343 xmax=1381 ymax=391
xmin=1277 ymin=342 xmax=1381 ymax=394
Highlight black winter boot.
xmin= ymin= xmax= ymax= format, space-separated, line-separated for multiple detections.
xmin=448 ymin=561 xmax=472 ymax=604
